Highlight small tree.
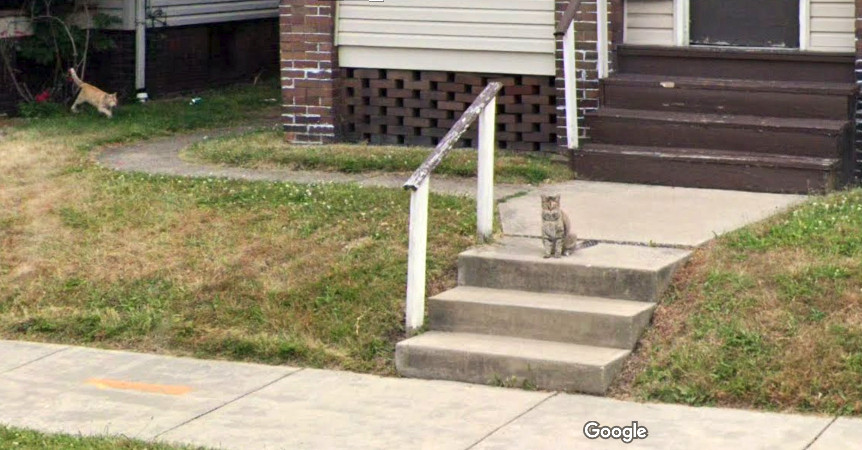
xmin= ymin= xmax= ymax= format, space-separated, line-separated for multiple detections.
xmin=0 ymin=0 xmax=117 ymax=107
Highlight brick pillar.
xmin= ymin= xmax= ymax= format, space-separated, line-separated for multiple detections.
xmin=555 ymin=0 xmax=622 ymax=150
xmin=280 ymin=0 xmax=339 ymax=144
xmin=855 ymin=0 xmax=862 ymax=178
xmin=0 ymin=42 xmax=19 ymax=115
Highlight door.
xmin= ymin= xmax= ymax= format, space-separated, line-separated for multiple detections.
xmin=690 ymin=0 xmax=800 ymax=48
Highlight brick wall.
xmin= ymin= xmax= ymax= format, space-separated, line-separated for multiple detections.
xmin=87 ymin=20 xmax=278 ymax=101
xmin=0 ymin=45 xmax=18 ymax=115
xmin=280 ymin=0 xmax=339 ymax=144
xmin=554 ymin=0 xmax=623 ymax=149
xmin=342 ymin=69 xmax=557 ymax=152
xmin=86 ymin=31 xmax=136 ymax=98
xmin=856 ymin=0 xmax=862 ymax=178
xmin=147 ymin=19 xmax=278 ymax=95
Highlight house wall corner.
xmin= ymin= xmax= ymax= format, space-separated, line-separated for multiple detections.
xmin=554 ymin=0 xmax=623 ymax=150
xmin=855 ymin=0 xmax=862 ymax=178
xmin=280 ymin=0 xmax=340 ymax=144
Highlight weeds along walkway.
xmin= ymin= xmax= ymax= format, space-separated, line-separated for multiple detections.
xmin=96 ymin=127 xmax=535 ymax=200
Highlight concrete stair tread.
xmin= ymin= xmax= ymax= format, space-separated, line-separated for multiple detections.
xmin=574 ymin=145 xmax=841 ymax=194
xmin=616 ymin=44 xmax=855 ymax=83
xmin=588 ymin=107 xmax=849 ymax=134
xmin=432 ymin=286 xmax=655 ymax=318
xmin=462 ymin=236 xmax=690 ymax=272
xmin=605 ymin=73 xmax=856 ymax=95
xmin=618 ymin=44 xmax=855 ymax=63
xmin=582 ymin=144 xmax=840 ymax=170
xmin=398 ymin=332 xmax=630 ymax=367
xmin=458 ymin=237 xmax=690 ymax=302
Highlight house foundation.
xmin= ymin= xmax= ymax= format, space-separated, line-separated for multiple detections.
xmin=275 ymin=0 xmax=861 ymax=190
xmin=88 ymin=19 xmax=278 ymax=98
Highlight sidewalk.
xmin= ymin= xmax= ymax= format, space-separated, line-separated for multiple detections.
xmin=0 ymin=340 xmax=856 ymax=449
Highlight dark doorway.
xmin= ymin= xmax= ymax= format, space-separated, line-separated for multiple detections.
xmin=690 ymin=0 xmax=800 ymax=48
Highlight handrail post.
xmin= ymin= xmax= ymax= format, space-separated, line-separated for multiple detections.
xmin=405 ymin=178 xmax=430 ymax=333
xmin=402 ymin=82 xmax=501 ymax=334
xmin=597 ymin=0 xmax=609 ymax=79
xmin=563 ymin=21 xmax=579 ymax=149
xmin=476 ymin=98 xmax=496 ymax=242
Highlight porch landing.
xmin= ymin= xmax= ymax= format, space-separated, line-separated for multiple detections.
xmin=499 ymin=180 xmax=805 ymax=248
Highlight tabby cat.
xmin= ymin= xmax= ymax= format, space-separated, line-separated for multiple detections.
xmin=69 ymin=68 xmax=118 ymax=118
xmin=541 ymin=194 xmax=577 ymax=258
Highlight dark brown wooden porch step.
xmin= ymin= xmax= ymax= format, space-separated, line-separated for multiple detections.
xmin=617 ymin=45 xmax=855 ymax=83
xmin=601 ymin=74 xmax=855 ymax=119
xmin=574 ymin=144 xmax=841 ymax=193
xmin=586 ymin=108 xmax=851 ymax=158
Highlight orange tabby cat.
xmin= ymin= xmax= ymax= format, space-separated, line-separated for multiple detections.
xmin=69 ymin=68 xmax=118 ymax=118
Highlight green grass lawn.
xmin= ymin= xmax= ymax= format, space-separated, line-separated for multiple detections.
xmin=183 ymin=129 xmax=572 ymax=185
xmin=613 ymin=189 xmax=862 ymax=415
xmin=0 ymin=426 xmax=200 ymax=449
xmin=0 ymin=81 xmax=475 ymax=374
xmin=16 ymin=82 xmax=281 ymax=151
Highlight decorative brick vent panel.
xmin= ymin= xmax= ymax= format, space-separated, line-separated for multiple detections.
xmin=341 ymin=69 xmax=557 ymax=152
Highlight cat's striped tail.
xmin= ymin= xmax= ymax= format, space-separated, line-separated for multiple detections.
xmin=68 ymin=68 xmax=84 ymax=87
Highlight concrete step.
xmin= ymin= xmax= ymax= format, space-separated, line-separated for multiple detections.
xmin=601 ymin=73 xmax=855 ymax=120
xmin=575 ymin=144 xmax=842 ymax=194
xmin=428 ymin=286 xmax=655 ymax=349
xmin=458 ymin=237 xmax=690 ymax=302
xmin=617 ymin=44 xmax=855 ymax=83
xmin=395 ymin=332 xmax=630 ymax=394
xmin=586 ymin=107 xmax=850 ymax=159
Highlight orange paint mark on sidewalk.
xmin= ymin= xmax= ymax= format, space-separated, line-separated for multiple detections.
xmin=86 ymin=378 xmax=193 ymax=396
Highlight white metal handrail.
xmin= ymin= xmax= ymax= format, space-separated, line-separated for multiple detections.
xmin=402 ymin=82 xmax=503 ymax=332
xmin=557 ymin=0 xmax=610 ymax=149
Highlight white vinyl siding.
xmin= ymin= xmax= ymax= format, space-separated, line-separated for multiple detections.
xmin=625 ymin=0 xmax=674 ymax=46
xmin=88 ymin=0 xmax=277 ymax=30
xmin=0 ymin=14 xmax=33 ymax=38
xmin=336 ymin=0 xmax=556 ymax=76
xmin=808 ymin=0 xmax=854 ymax=52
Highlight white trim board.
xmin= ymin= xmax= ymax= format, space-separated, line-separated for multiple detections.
xmin=338 ymin=47 xmax=555 ymax=76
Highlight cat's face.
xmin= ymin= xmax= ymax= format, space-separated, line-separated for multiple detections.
xmin=541 ymin=194 xmax=560 ymax=211
xmin=105 ymin=93 xmax=118 ymax=108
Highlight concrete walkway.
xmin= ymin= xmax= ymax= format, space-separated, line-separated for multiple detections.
xmin=500 ymin=181 xmax=805 ymax=247
xmin=97 ymin=129 xmax=534 ymax=201
xmin=0 ymin=340 xmax=856 ymax=449
xmin=98 ymin=128 xmax=805 ymax=248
